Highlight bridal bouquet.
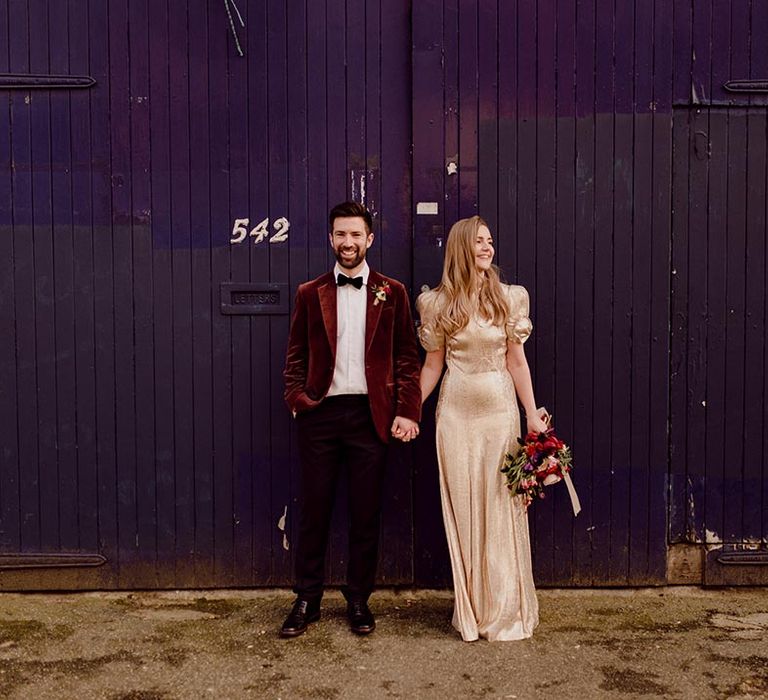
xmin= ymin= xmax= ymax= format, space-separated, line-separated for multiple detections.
xmin=501 ymin=428 xmax=580 ymax=515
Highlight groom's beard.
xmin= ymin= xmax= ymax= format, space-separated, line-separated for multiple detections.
xmin=333 ymin=245 xmax=367 ymax=270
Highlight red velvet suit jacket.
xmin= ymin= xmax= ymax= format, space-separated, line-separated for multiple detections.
xmin=283 ymin=269 xmax=422 ymax=443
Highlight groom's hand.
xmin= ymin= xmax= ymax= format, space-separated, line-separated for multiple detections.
xmin=391 ymin=416 xmax=419 ymax=442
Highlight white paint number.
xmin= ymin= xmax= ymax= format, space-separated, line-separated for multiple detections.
xmin=230 ymin=216 xmax=291 ymax=245
xmin=230 ymin=218 xmax=249 ymax=244
xmin=271 ymin=217 xmax=290 ymax=243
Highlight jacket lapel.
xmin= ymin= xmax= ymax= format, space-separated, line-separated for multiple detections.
xmin=365 ymin=270 xmax=385 ymax=353
xmin=317 ymin=276 xmax=337 ymax=355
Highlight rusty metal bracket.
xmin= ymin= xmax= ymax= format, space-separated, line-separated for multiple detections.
xmin=717 ymin=551 xmax=768 ymax=566
xmin=0 ymin=553 xmax=107 ymax=570
xmin=0 ymin=73 xmax=96 ymax=89
xmin=723 ymin=79 xmax=768 ymax=94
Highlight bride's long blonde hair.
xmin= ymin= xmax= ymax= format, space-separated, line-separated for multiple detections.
xmin=433 ymin=216 xmax=509 ymax=336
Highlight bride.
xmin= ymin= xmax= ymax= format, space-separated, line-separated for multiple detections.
xmin=417 ymin=216 xmax=547 ymax=642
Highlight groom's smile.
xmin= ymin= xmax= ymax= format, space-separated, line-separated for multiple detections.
xmin=329 ymin=216 xmax=374 ymax=275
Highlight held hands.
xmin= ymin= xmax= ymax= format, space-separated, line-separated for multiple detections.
xmin=391 ymin=416 xmax=419 ymax=442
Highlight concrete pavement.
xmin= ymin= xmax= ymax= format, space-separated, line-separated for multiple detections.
xmin=0 ymin=587 xmax=766 ymax=699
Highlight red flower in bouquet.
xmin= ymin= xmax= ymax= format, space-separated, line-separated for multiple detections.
xmin=501 ymin=428 xmax=574 ymax=509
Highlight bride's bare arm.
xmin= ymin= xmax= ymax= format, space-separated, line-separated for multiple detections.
xmin=506 ymin=341 xmax=548 ymax=433
xmin=420 ymin=348 xmax=446 ymax=404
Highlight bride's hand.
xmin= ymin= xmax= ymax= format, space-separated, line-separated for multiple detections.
xmin=526 ymin=409 xmax=549 ymax=435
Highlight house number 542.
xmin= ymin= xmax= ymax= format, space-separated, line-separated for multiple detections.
xmin=230 ymin=217 xmax=290 ymax=244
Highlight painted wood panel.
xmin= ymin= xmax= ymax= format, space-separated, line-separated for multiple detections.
xmin=1 ymin=0 xmax=764 ymax=589
xmin=0 ymin=0 xmax=413 ymax=589
xmin=412 ymin=0 xmax=672 ymax=585
xmin=669 ymin=2 xmax=768 ymax=565
xmin=670 ymin=107 xmax=768 ymax=547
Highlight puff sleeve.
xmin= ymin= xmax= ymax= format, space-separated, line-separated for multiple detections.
xmin=416 ymin=290 xmax=445 ymax=352
xmin=505 ymin=285 xmax=533 ymax=344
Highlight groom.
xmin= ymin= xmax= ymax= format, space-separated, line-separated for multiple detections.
xmin=281 ymin=201 xmax=421 ymax=637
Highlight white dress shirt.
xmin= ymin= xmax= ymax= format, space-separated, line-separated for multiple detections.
xmin=327 ymin=262 xmax=369 ymax=396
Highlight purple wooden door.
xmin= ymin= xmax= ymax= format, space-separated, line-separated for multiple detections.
xmin=411 ymin=0 xmax=671 ymax=586
xmin=670 ymin=1 xmax=768 ymax=584
xmin=2 ymin=0 xmax=765 ymax=590
xmin=0 ymin=0 xmax=413 ymax=589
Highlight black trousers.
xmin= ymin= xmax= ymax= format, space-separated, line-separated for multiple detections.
xmin=294 ymin=394 xmax=388 ymax=602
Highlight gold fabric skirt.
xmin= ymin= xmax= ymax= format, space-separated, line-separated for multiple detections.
xmin=435 ymin=366 xmax=539 ymax=642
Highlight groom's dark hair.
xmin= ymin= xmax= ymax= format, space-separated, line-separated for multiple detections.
xmin=329 ymin=201 xmax=373 ymax=232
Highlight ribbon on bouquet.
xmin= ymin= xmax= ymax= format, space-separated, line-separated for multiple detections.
xmin=543 ymin=471 xmax=581 ymax=516
xmin=539 ymin=408 xmax=580 ymax=517
xmin=563 ymin=472 xmax=581 ymax=517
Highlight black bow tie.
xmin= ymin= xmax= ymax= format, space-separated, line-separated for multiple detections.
xmin=337 ymin=273 xmax=364 ymax=289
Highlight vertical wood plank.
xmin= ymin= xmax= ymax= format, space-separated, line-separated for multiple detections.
xmin=647 ymin=0 xmax=673 ymax=580
xmin=228 ymin=0 xmax=253 ymax=586
xmin=628 ymin=0 xmax=655 ymax=583
xmin=742 ymin=106 xmax=766 ymax=542
xmin=257 ymin=0 xmax=285 ymax=584
xmin=346 ymin=0 xmax=366 ymax=218
xmin=412 ymin=0 xmax=451 ymax=587
xmin=377 ymin=0 xmax=414 ymax=585
xmin=108 ymin=0 xmax=140 ymax=586
xmin=590 ymin=0 xmax=614 ymax=584
xmin=443 ymin=0 xmax=459 ymax=234
xmin=181 ymin=3 xmax=210 ymax=586
xmin=365 ymin=0 xmax=382 ymax=266
xmin=691 ymin=0 xmax=712 ymax=103
xmin=686 ymin=104 xmax=710 ymax=544
xmin=572 ymin=0 xmax=597 ymax=584
xmin=89 ymin=0 xmax=119 ymax=585
xmin=752 ymin=0 xmax=768 ymax=80
xmin=552 ymin=0 xmax=578 ymax=585
xmin=49 ymin=0 xmax=78 ymax=553
xmin=326 ymin=0 xmax=347 ymax=209
xmin=534 ymin=0 xmax=557 ymax=393
xmin=673 ymin=0 xmax=693 ymax=105
xmin=669 ymin=108 xmax=691 ymax=543
xmin=209 ymin=0 xmax=234 ymax=587
xmin=69 ymin=0 xmax=99 ymax=559
xmin=749 ymin=2 xmax=768 ymax=545
xmin=496 ymin=0 xmax=517 ymax=275
xmin=281 ymin=0 xmax=310 ymax=585
xmin=609 ymin=0 xmax=633 ymax=582
xmin=29 ymin=0 xmax=58 ymax=555
xmin=477 ymin=0 xmax=499 ymax=237
xmin=532 ymin=0 xmax=558 ymax=585
xmin=380 ymin=0 xmax=412 ymax=280
xmin=722 ymin=3 xmax=750 ymax=542
xmin=515 ymin=0 xmax=536 ymax=287
xmin=305 ymin=0 xmax=329 ymax=285
xmin=703 ymin=3 xmax=730 ymax=542
xmin=457 ymin=0 xmax=478 ymax=217
xmin=538 ymin=0 xmax=561 ymax=578
xmin=722 ymin=103 xmax=747 ymax=544
xmin=147 ymin=0 xmax=174 ymax=588
xmin=0 ymin=0 xmax=20 ymax=552
xmin=266 ymin=0 xmax=292 ymax=587
xmin=5 ymin=4 xmax=33 ymax=558
xmin=129 ymin=0 xmax=158 ymax=587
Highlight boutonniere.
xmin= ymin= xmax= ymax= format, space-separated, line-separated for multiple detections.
xmin=371 ymin=281 xmax=392 ymax=306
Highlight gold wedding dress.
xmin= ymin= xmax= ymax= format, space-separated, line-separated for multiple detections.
xmin=417 ymin=284 xmax=539 ymax=642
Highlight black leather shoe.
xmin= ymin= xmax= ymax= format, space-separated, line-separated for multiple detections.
xmin=347 ymin=600 xmax=375 ymax=635
xmin=279 ymin=598 xmax=320 ymax=638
